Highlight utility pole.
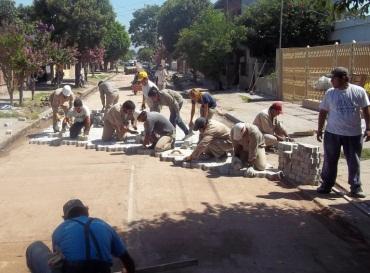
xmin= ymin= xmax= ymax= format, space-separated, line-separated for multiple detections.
xmin=279 ymin=0 xmax=283 ymax=49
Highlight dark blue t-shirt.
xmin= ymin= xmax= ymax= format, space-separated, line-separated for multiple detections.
xmin=52 ymin=216 xmax=127 ymax=264
xmin=192 ymin=92 xmax=216 ymax=108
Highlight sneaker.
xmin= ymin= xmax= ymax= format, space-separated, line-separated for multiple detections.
xmin=316 ymin=185 xmax=331 ymax=194
xmin=349 ymin=189 xmax=366 ymax=198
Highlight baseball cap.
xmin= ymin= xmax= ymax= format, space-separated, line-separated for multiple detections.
xmin=329 ymin=67 xmax=349 ymax=78
xmin=193 ymin=117 xmax=207 ymax=131
xmin=63 ymin=199 xmax=86 ymax=218
xmin=137 ymin=71 xmax=148 ymax=81
xmin=271 ymin=101 xmax=283 ymax=114
xmin=231 ymin=122 xmax=246 ymax=141
xmin=62 ymin=85 xmax=72 ymax=96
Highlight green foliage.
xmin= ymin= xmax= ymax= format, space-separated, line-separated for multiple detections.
xmin=334 ymin=0 xmax=370 ymax=16
xmin=129 ymin=5 xmax=160 ymax=48
xmin=238 ymin=0 xmax=334 ymax=61
xmin=176 ymin=9 xmax=245 ymax=80
xmin=137 ymin=47 xmax=154 ymax=62
xmin=103 ymin=21 xmax=130 ymax=63
xmin=124 ymin=49 xmax=136 ymax=62
xmin=157 ymin=0 xmax=211 ymax=54
xmin=0 ymin=0 xmax=17 ymax=26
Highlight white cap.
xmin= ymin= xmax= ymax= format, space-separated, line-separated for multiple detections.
xmin=231 ymin=122 xmax=246 ymax=141
xmin=62 ymin=85 xmax=72 ymax=96
xmin=133 ymin=110 xmax=141 ymax=119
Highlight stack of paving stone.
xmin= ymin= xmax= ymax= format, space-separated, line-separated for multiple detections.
xmin=278 ymin=141 xmax=321 ymax=185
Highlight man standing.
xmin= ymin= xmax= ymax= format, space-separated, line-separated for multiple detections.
xmin=148 ymin=87 xmax=189 ymax=136
xmin=26 ymin=199 xmax=135 ymax=273
xmin=64 ymin=98 xmax=91 ymax=139
xmin=253 ymin=102 xmax=290 ymax=148
xmin=102 ymin=100 xmax=138 ymax=141
xmin=230 ymin=122 xmax=266 ymax=171
xmin=184 ymin=117 xmax=233 ymax=161
xmin=317 ymin=67 xmax=370 ymax=198
xmin=138 ymin=71 xmax=160 ymax=111
xmin=49 ymin=85 xmax=74 ymax=133
xmin=98 ymin=81 xmax=119 ymax=112
xmin=137 ymin=111 xmax=176 ymax=152
xmin=155 ymin=64 xmax=168 ymax=90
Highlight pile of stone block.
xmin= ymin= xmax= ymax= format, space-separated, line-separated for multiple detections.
xmin=278 ymin=142 xmax=321 ymax=185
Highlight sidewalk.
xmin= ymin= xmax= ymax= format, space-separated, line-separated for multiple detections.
xmin=0 ymin=74 xmax=115 ymax=151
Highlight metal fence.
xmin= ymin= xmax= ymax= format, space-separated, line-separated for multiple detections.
xmin=277 ymin=42 xmax=370 ymax=102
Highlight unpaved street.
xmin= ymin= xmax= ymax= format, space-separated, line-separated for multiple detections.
xmin=0 ymin=74 xmax=369 ymax=273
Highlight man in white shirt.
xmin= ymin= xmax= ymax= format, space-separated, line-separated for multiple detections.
xmin=65 ymin=98 xmax=91 ymax=139
xmin=138 ymin=71 xmax=160 ymax=112
xmin=155 ymin=64 xmax=168 ymax=90
xmin=317 ymin=67 xmax=370 ymax=198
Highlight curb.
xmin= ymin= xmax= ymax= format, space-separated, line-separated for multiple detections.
xmin=0 ymin=74 xmax=116 ymax=152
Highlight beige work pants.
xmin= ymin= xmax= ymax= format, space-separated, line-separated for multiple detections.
xmin=52 ymin=105 xmax=68 ymax=132
xmin=106 ymin=93 xmax=119 ymax=111
xmin=238 ymin=147 xmax=267 ymax=171
xmin=154 ymin=135 xmax=174 ymax=152
xmin=102 ymin=120 xmax=127 ymax=141
xmin=200 ymin=106 xmax=216 ymax=120
xmin=206 ymin=139 xmax=233 ymax=158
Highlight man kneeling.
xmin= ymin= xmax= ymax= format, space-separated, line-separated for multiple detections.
xmin=64 ymin=98 xmax=91 ymax=139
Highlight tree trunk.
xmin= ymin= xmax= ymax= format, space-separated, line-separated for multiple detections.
xmin=104 ymin=61 xmax=108 ymax=72
xmin=75 ymin=61 xmax=82 ymax=87
xmin=84 ymin=64 xmax=88 ymax=83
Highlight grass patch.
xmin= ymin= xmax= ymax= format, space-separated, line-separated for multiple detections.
xmin=240 ymin=95 xmax=250 ymax=103
xmin=340 ymin=148 xmax=370 ymax=161
xmin=0 ymin=111 xmax=20 ymax=119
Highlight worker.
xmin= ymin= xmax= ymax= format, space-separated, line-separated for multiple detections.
xmin=184 ymin=117 xmax=233 ymax=161
xmin=253 ymin=102 xmax=290 ymax=148
xmin=102 ymin=100 xmax=138 ymax=141
xmin=154 ymin=64 xmax=168 ymax=90
xmin=138 ymin=71 xmax=160 ymax=111
xmin=188 ymin=89 xmax=217 ymax=130
xmin=148 ymin=87 xmax=189 ymax=136
xmin=98 ymin=81 xmax=119 ymax=112
xmin=26 ymin=199 xmax=136 ymax=273
xmin=64 ymin=98 xmax=91 ymax=139
xmin=230 ymin=122 xmax=266 ymax=171
xmin=137 ymin=111 xmax=176 ymax=152
xmin=49 ymin=85 xmax=74 ymax=132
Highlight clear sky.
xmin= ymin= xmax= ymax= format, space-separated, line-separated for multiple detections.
xmin=15 ymin=0 xmax=217 ymax=30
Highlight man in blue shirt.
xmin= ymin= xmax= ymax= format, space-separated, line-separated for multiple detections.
xmin=26 ymin=199 xmax=135 ymax=273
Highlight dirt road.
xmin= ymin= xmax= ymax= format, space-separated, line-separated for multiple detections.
xmin=0 ymin=74 xmax=369 ymax=273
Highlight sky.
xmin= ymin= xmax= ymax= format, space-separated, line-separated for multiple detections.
xmin=15 ymin=0 xmax=217 ymax=30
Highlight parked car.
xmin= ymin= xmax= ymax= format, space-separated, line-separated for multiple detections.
xmin=124 ymin=60 xmax=137 ymax=74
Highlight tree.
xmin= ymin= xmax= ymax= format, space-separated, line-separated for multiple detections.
xmin=0 ymin=0 xmax=17 ymax=26
xmin=237 ymin=0 xmax=334 ymax=61
xmin=137 ymin=47 xmax=154 ymax=62
xmin=124 ymin=49 xmax=136 ymax=62
xmin=32 ymin=0 xmax=115 ymax=85
xmin=334 ymin=0 xmax=370 ymax=15
xmin=103 ymin=21 xmax=130 ymax=69
xmin=176 ymin=9 xmax=245 ymax=81
xmin=157 ymin=0 xmax=211 ymax=54
xmin=129 ymin=5 xmax=160 ymax=49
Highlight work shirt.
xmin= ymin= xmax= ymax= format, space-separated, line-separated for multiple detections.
xmin=104 ymin=104 xmax=135 ymax=129
xmin=144 ymin=112 xmax=175 ymax=137
xmin=155 ymin=69 xmax=168 ymax=85
xmin=142 ymin=80 xmax=159 ymax=98
xmin=67 ymin=105 xmax=90 ymax=123
xmin=253 ymin=109 xmax=278 ymax=135
xmin=49 ymin=89 xmax=74 ymax=110
xmin=157 ymin=89 xmax=183 ymax=115
xmin=192 ymin=119 xmax=231 ymax=158
xmin=231 ymin=123 xmax=264 ymax=162
xmin=52 ymin=216 xmax=127 ymax=264
xmin=320 ymin=83 xmax=370 ymax=136
xmin=99 ymin=82 xmax=118 ymax=106
xmin=192 ymin=92 xmax=217 ymax=109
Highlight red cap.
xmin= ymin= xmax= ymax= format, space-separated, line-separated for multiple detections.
xmin=271 ymin=102 xmax=283 ymax=114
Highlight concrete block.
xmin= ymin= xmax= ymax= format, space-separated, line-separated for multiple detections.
xmin=278 ymin=142 xmax=298 ymax=152
xmin=182 ymin=162 xmax=192 ymax=168
xmin=86 ymin=143 xmax=96 ymax=150
xmin=5 ymin=130 xmax=12 ymax=135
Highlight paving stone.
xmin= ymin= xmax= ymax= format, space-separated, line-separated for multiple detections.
xmin=5 ymin=130 xmax=12 ymax=135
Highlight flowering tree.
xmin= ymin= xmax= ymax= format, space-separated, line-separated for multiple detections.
xmin=80 ymin=47 xmax=105 ymax=78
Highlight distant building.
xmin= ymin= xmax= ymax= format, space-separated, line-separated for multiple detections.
xmin=330 ymin=16 xmax=370 ymax=43
xmin=214 ymin=0 xmax=256 ymax=16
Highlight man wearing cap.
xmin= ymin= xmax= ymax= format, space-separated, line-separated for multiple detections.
xmin=98 ymin=81 xmax=119 ymax=112
xmin=49 ymin=85 xmax=74 ymax=132
xmin=26 ymin=199 xmax=135 ymax=273
xmin=148 ymin=87 xmax=189 ymax=136
xmin=138 ymin=71 xmax=160 ymax=112
xmin=137 ymin=111 xmax=176 ymax=152
xmin=184 ymin=117 xmax=233 ymax=161
xmin=230 ymin=122 xmax=266 ymax=171
xmin=64 ymin=98 xmax=91 ymax=139
xmin=317 ymin=67 xmax=370 ymax=198
xmin=253 ymin=102 xmax=290 ymax=148
xmin=102 ymin=100 xmax=139 ymax=141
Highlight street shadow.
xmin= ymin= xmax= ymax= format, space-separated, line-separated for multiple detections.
xmin=256 ymin=191 xmax=311 ymax=201
xmin=112 ymin=202 xmax=370 ymax=273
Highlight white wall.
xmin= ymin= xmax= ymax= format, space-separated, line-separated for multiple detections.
xmin=330 ymin=16 xmax=370 ymax=43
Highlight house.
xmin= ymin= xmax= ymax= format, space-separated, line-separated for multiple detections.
xmin=330 ymin=16 xmax=370 ymax=43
